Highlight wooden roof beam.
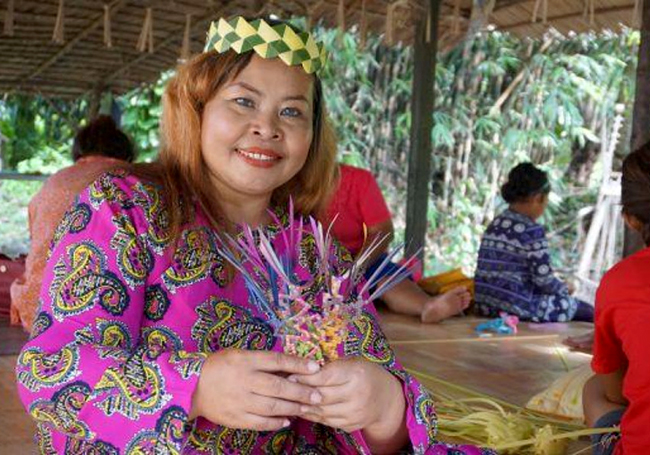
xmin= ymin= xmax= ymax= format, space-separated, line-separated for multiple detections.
xmin=101 ymin=6 xmax=222 ymax=85
xmin=502 ymin=5 xmax=634 ymax=31
xmin=21 ymin=0 xmax=128 ymax=82
xmin=493 ymin=0 xmax=537 ymax=11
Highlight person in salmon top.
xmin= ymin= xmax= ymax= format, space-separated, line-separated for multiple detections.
xmin=10 ymin=115 xmax=134 ymax=331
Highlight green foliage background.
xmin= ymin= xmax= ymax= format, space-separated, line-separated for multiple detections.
xmin=0 ymin=25 xmax=639 ymax=279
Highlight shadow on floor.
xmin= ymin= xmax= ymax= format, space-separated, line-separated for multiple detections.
xmin=0 ymin=318 xmax=28 ymax=356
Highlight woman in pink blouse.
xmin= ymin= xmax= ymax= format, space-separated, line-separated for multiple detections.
xmin=10 ymin=115 xmax=134 ymax=331
xmin=15 ymin=17 xmax=494 ymax=455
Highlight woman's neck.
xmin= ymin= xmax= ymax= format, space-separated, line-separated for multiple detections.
xmin=217 ymin=193 xmax=272 ymax=227
xmin=508 ymin=202 xmax=538 ymax=221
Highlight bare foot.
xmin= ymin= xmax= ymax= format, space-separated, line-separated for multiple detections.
xmin=421 ymin=287 xmax=472 ymax=323
xmin=563 ymin=331 xmax=594 ymax=354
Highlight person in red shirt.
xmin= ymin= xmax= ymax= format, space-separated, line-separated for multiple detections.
xmin=583 ymin=144 xmax=650 ymax=455
xmin=327 ymin=164 xmax=470 ymax=323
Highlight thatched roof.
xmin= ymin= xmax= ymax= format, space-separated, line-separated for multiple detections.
xmin=0 ymin=0 xmax=640 ymax=99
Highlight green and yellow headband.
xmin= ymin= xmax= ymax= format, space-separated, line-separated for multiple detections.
xmin=205 ymin=17 xmax=328 ymax=75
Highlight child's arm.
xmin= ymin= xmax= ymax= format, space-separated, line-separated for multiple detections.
xmin=583 ymin=373 xmax=627 ymax=427
xmin=356 ymin=219 xmax=394 ymax=264
xmin=354 ymin=167 xmax=394 ymax=264
xmin=603 ymin=368 xmax=627 ymax=405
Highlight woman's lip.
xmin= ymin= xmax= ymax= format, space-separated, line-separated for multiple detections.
xmin=240 ymin=147 xmax=282 ymax=159
xmin=235 ymin=147 xmax=281 ymax=168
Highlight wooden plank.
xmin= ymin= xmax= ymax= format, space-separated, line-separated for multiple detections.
xmin=405 ymin=0 xmax=441 ymax=260
xmin=378 ymin=310 xmax=593 ymax=408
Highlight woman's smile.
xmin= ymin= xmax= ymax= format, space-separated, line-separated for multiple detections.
xmin=234 ymin=146 xmax=283 ymax=168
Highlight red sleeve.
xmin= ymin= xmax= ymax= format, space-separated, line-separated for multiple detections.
xmin=591 ymin=272 xmax=626 ymax=374
xmin=357 ymin=169 xmax=392 ymax=228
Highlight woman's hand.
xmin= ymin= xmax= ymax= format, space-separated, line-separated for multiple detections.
xmin=291 ymin=357 xmax=408 ymax=453
xmin=190 ymin=349 xmax=323 ymax=431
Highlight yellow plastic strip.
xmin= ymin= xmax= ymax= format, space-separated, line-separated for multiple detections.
xmin=494 ymin=426 xmax=619 ymax=451
xmin=405 ymin=367 xmax=582 ymax=426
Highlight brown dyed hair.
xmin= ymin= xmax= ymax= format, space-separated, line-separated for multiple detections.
xmin=622 ymin=143 xmax=650 ymax=246
xmin=138 ymin=48 xmax=338 ymax=243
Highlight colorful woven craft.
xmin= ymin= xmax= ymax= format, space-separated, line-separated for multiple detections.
xmin=215 ymin=202 xmax=413 ymax=364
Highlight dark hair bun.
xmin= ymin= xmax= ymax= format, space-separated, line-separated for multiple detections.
xmin=501 ymin=162 xmax=549 ymax=204
xmin=72 ymin=115 xmax=135 ymax=163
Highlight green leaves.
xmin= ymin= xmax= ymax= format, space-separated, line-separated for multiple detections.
xmin=0 ymin=23 xmax=640 ymax=274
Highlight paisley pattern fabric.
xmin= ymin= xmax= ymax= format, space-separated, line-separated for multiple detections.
xmin=16 ymin=172 xmax=494 ymax=455
xmin=474 ymin=209 xmax=578 ymax=322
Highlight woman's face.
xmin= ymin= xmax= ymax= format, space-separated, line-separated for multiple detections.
xmin=201 ymin=54 xmax=314 ymax=203
xmin=531 ymin=193 xmax=549 ymax=219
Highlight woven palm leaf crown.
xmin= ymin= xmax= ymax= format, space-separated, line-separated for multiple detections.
xmin=205 ymin=17 xmax=328 ymax=74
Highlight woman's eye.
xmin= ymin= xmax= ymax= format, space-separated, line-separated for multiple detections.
xmin=234 ymin=97 xmax=254 ymax=108
xmin=280 ymin=107 xmax=302 ymax=118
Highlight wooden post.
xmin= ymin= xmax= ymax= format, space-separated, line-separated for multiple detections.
xmin=405 ymin=0 xmax=441 ymax=262
xmin=631 ymin=1 xmax=650 ymax=151
xmin=624 ymin=0 xmax=650 ymax=257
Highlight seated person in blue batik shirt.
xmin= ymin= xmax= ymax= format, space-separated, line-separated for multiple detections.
xmin=474 ymin=162 xmax=593 ymax=322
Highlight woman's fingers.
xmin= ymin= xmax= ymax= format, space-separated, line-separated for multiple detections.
xmin=300 ymin=403 xmax=363 ymax=433
xmin=252 ymin=372 xmax=323 ymax=405
xmin=312 ymin=383 xmax=350 ymax=406
xmin=252 ymin=351 xmax=320 ymax=375
xmin=300 ymin=402 xmax=351 ymax=420
xmin=289 ymin=361 xmax=350 ymax=387
xmin=247 ymin=394 xmax=305 ymax=417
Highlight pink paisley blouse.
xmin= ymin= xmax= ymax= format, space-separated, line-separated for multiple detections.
xmin=15 ymin=171 xmax=494 ymax=455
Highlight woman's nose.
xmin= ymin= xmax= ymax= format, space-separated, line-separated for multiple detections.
xmin=251 ymin=113 xmax=281 ymax=140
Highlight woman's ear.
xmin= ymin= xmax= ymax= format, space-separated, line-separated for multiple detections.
xmin=534 ymin=193 xmax=547 ymax=205
xmin=623 ymin=212 xmax=644 ymax=232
